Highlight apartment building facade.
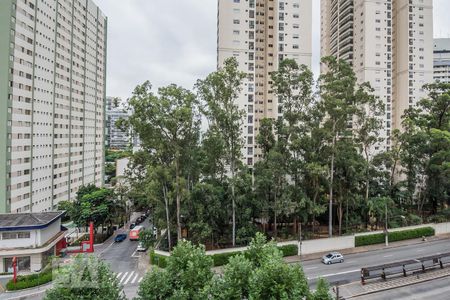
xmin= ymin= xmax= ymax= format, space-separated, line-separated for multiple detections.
xmin=106 ymin=97 xmax=130 ymax=150
xmin=433 ymin=38 xmax=450 ymax=83
xmin=321 ymin=0 xmax=433 ymax=152
xmin=0 ymin=0 xmax=107 ymax=213
xmin=217 ymin=0 xmax=312 ymax=166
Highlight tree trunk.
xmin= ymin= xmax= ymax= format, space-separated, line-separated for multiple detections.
xmin=274 ymin=191 xmax=278 ymax=240
xmin=162 ymin=184 xmax=172 ymax=250
xmin=312 ymin=180 xmax=319 ymax=237
xmin=365 ymin=148 xmax=370 ymax=204
xmin=175 ymin=158 xmax=182 ymax=243
xmin=329 ymin=123 xmax=336 ymax=237
xmin=338 ymin=198 xmax=343 ymax=236
xmin=231 ymin=158 xmax=236 ymax=247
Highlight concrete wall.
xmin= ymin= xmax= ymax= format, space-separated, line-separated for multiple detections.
xmin=39 ymin=220 xmax=61 ymax=246
xmin=116 ymin=157 xmax=129 ymax=177
xmin=432 ymin=222 xmax=450 ymax=235
xmin=153 ymin=222 xmax=450 ymax=259
xmin=300 ymin=235 xmax=355 ymax=255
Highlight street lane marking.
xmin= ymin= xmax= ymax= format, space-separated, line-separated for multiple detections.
xmin=116 ymin=272 xmax=122 ymax=278
xmin=131 ymin=273 xmax=139 ymax=284
xmin=123 ymin=271 xmax=134 ymax=285
xmin=417 ymin=249 xmax=425 ymax=252
xmin=119 ymin=272 xmax=128 ymax=284
xmin=131 ymin=249 xmax=139 ymax=258
xmin=383 ymin=255 xmax=394 ymax=258
xmin=304 ymin=266 xmax=318 ymax=270
xmin=308 ymin=269 xmax=360 ymax=280
xmin=138 ymin=277 xmax=143 ymax=283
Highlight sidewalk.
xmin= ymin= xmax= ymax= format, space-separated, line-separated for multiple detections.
xmin=337 ymin=267 xmax=450 ymax=299
xmin=284 ymin=233 xmax=450 ymax=264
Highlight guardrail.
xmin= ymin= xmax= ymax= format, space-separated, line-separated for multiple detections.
xmin=361 ymin=251 xmax=450 ymax=284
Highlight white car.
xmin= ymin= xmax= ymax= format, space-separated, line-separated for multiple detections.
xmin=322 ymin=252 xmax=344 ymax=265
xmin=136 ymin=242 xmax=147 ymax=252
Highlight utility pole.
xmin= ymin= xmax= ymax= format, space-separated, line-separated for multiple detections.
xmin=298 ymin=220 xmax=302 ymax=257
xmin=385 ymin=202 xmax=388 ymax=246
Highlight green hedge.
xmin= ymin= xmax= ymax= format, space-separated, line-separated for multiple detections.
xmin=389 ymin=227 xmax=434 ymax=243
xmin=355 ymin=227 xmax=435 ymax=247
xmin=278 ymin=244 xmax=298 ymax=257
xmin=6 ymin=271 xmax=53 ymax=291
xmin=149 ymin=251 xmax=168 ymax=268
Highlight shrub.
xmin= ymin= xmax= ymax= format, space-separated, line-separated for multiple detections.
xmin=211 ymin=244 xmax=299 ymax=267
xmin=355 ymin=227 xmax=435 ymax=247
xmin=6 ymin=270 xmax=53 ymax=291
xmin=278 ymin=244 xmax=298 ymax=257
xmin=355 ymin=233 xmax=385 ymax=247
xmin=211 ymin=252 xmax=235 ymax=267
xmin=149 ymin=251 xmax=168 ymax=268
xmin=389 ymin=227 xmax=434 ymax=243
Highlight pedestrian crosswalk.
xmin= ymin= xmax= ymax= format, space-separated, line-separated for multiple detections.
xmin=115 ymin=271 xmax=144 ymax=286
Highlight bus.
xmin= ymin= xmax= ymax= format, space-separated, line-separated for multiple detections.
xmin=129 ymin=225 xmax=144 ymax=241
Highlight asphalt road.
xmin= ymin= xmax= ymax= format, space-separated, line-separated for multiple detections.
xmin=97 ymin=214 xmax=151 ymax=297
xmin=352 ymin=276 xmax=450 ymax=300
xmin=301 ymin=238 xmax=450 ymax=288
xmin=2 ymin=236 xmax=449 ymax=300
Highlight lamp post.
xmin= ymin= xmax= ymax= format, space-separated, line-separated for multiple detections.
xmin=385 ymin=204 xmax=406 ymax=247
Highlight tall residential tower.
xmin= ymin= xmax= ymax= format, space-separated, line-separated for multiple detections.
xmin=321 ymin=0 xmax=433 ymax=152
xmin=218 ymin=0 xmax=312 ymax=166
xmin=0 ymin=0 xmax=107 ymax=213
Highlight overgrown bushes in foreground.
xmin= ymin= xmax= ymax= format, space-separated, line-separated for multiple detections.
xmin=141 ymin=233 xmax=331 ymax=300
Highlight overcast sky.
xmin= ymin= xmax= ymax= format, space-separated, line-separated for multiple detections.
xmin=95 ymin=0 xmax=450 ymax=100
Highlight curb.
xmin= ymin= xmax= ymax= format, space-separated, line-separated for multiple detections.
xmin=3 ymin=281 xmax=53 ymax=294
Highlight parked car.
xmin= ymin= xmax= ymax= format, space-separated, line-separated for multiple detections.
xmin=322 ymin=252 xmax=344 ymax=265
xmin=130 ymin=223 xmax=136 ymax=230
xmin=136 ymin=242 xmax=147 ymax=252
xmin=114 ymin=234 xmax=127 ymax=243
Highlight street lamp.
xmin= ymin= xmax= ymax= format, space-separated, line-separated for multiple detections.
xmin=385 ymin=204 xmax=406 ymax=247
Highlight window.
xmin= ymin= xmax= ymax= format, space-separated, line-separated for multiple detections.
xmin=4 ymin=257 xmax=31 ymax=272
xmin=1 ymin=232 xmax=30 ymax=240
xmin=233 ymin=19 xmax=240 ymax=24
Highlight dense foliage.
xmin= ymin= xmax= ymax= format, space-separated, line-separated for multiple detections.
xmin=58 ymin=184 xmax=128 ymax=233
xmin=137 ymin=234 xmax=313 ymax=300
xmin=118 ymin=56 xmax=450 ymax=247
xmin=150 ymin=244 xmax=298 ymax=268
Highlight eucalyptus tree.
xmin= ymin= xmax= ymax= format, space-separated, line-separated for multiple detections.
xmin=122 ymin=81 xmax=201 ymax=243
xmin=319 ymin=56 xmax=379 ymax=236
xmin=196 ymin=57 xmax=246 ymax=246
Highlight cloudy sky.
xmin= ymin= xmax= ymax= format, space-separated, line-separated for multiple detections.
xmin=95 ymin=0 xmax=450 ymax=100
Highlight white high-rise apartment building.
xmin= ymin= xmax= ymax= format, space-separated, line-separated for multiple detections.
xmin=0 ymin=0 xmax=107 ymax=213
xmin=433 ymin=38 xmax=450 ymax=83
xmin=218 ymin=0 xmax=312 ymax=166
xmin=321 ymin=0 xmax=433 ymax=152
xmin=106 ymin=97 xmax=130 ymax=150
